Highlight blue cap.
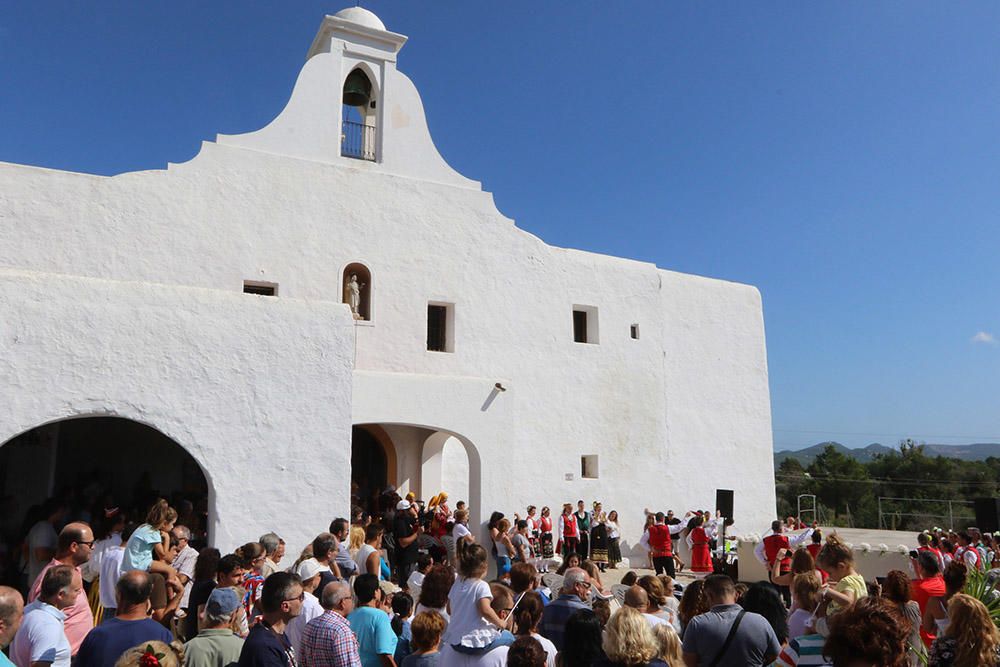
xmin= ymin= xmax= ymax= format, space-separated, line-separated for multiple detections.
xmin=206 ymin=586 xmax=241 ymax=616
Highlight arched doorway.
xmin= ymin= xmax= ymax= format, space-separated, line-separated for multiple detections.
xmin=0 ymin=416 xmax=210 ymax=590
xmin=351 ymin=425 xmax=389 ymax=516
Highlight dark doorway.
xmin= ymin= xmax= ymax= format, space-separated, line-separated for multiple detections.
xmin=0 ymin=416 xmax=209 ymax=592
xmin=351 ymin=426 xmax=388 ymax=516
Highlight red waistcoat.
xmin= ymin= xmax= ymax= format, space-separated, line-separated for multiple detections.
xmin=763 ymin=534 xmax=792 ymax=572
xmin=648 ymin=524 xmax=673 ymax=558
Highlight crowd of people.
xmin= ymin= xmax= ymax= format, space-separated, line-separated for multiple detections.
xmin=0 ymin=489 xmax=998 ymax=667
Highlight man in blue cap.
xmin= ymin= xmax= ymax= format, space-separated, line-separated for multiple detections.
xmin=185 ymin=586 xmax=245 ymax=667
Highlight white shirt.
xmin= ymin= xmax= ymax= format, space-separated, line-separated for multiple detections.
xmin=99 ymin=546 xmax=126 ymax=609
xmin=11 ymin=600 xmax=71 ymax=667
xmin=285 ymin=590 xmax=324 ymax=657
xmin=531 ymin=632 xmax=557 ymax=667
xmin=172 ymin=544 xmax=199 ymax=608
xmin=415 ymin=603 xmax=449 ymax=624
xmin=442 ymin=577 xmax=492 ymax=645
xmin=26 ymin=521 xmax=58 ymax=588
xmin=440 ymin=643 xmax=507 ymax=667
xmin=453 ymin=523 xmax=472 ymax=541
xmin=643 ymin=612 xmax=669 ymax=628
xmin=83 ymin=532 xmax=122 ymax=583
xmin=355 ymin=544 xmax=380 ymax=579
xmin=407 ymin=570 xmax=425 ymax=601
xmin=753 ymin=528 xmax=814 ymax=565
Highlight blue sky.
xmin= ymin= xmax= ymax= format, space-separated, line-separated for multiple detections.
xmin=2 ymin=3 xmax=998 ymax=451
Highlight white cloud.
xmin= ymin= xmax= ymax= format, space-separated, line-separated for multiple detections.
xmin=971 ymin=331 xmax=997 ymax=345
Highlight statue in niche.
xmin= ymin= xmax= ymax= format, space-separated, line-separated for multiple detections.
xmin=345 ymin=273 xmax=366 ymax=319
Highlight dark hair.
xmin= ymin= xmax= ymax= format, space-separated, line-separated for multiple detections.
xmin=916 ymin=550 xmax=940 ymax=576
xmin=260 ymin=572 xmax=301 ymax=614
xmin=365 ymin=524 xmax=384 ymax=543
xmin=591 ymin=598 xmax=611 ymax=628
xmin=560 ymin=609 xmax=606 ymax=666
xmin=330 ymin=518 xmax=349 ymax=535
xmin=391 ymin=592 xmax=413 ymax=636
xmin=354 ymin=573 xmax=380 ymax=605
xmin=516 ymin=519 xmax=528 ymax=531
xmin=488 ymin=512 xmax=504 ymax=529
xmin=791 ymin=548 xmax=816 ymax=574
xmin=235 ymin=541 xmax=264 ymax=564
xmin=416 ymin=554 xmax=433 ymax=572
xmin=704 ymin=574 xmax=736 ymax=600
xmin=917 ymin=532 xmax=930 ymax=546
xmin=312 ymin=533 xmax=337 ymax=560
xmin=510 ymin=562 xmax=537 ymax=593
xmin=513 ymin=591 xmax=544 ymax=635
xmin=812 ymin=529 xmax=822 ymax=544
xmin=678 ymin=580 xmax=709 ymax=626
xmin=117 ymin=570 xmax=153 ymax=607
xmin=459 ymin=543 xmax=489 ymax=578
xmin=943 ymin=561 xmax=968 ymax=595
xmin=57 ymin=524 xmax=89 ymax=553
xmin=823 ymin=596 xmax=909 ymax=667
xmin=40 ymin=564 xmax=75 ymax=599
xmin=506 ymin=636 xmax=547 ymax=667
xmin=418 ymin=564 xmax=454 ymax=609
xmin=740 ymin=582 xmax=788 ymax=644
xmin=882 ymin=570 xmax=911 ymax=604
xmin=620 ymin=571 xmax=638 ymax=586
xmin=193 ymin=548 xmax=221 ymax=583
xmin=218 ymin=553 xmax=243 ymax=576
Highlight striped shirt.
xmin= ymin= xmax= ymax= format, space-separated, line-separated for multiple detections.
xmin=776 ymin=634 xmax=830 ymax=666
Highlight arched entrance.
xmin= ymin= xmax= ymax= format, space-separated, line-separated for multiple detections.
xmin=0 ymin=416 xmax=210 ymax=589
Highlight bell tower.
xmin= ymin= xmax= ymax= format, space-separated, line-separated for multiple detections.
xmin=307 ymin=7 xmax=407 ymax=164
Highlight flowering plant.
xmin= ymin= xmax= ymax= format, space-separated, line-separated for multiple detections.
xmin=897 ymin=544 xmax=910 ymax=555
xmin=877 ymin=543 xmax=889 ymax=556
xmin=139 ymin=645 xmax=164 ymax=667
xmin=858 ymin=542 xmax=871 ymax=554
xmin=745 ymin=533 xmax=761 ymax=544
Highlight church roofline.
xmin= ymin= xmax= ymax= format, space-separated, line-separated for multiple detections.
xmin=306 ymin=15 xmax=408 ymax=61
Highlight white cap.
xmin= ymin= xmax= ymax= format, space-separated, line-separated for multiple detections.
xmin=396 ymin=500 xmax=412 ymax=511
xmin=297 ymin=558 xmax=327 ymax=581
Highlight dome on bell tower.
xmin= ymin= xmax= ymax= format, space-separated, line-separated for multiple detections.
xmin=332 ymin=6 xmax=386 ymax=32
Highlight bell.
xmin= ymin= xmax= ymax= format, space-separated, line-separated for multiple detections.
xmin=342 ymin=70 xmax=371 ymax=108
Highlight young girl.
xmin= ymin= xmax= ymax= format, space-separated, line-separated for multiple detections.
xmin=392 ymin=592 xmax=415 ymax=665
xmin=512 ymin=592 xmax=557 ymax=667
xmin=816 ymin=535 xmax=868 ymax=617
xmin=494 ymin=519 xmax=516 ymax=580
xmin=402 ymin=610 xmax=446 ymax=667
xmin=121 ymin=499 xmax=179 ymax=581
xmin=441 ymin=544 xmax=513 ymax=658
xmin=235 ymin=542 xmax=267 ymax=621
xmin=538 ymin=507 xmax=554 ymax=573
xmin=512 ymin=520 xmax=535 ymax=566
xmin=606 ymin=510 xmax=622 ymax=569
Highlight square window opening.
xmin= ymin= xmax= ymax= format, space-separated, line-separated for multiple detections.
xmin=581 ymin=455 xmax=599 ymax=479
xmin=427 ymin=302 xmax=455 ymax=353
xmin=630 ymin=323 xmax=640 ymax=340
xmin=244 ymin=281 xmax=277 ymax=296
xmin=572 ymin=305 xmax=599 ymax=344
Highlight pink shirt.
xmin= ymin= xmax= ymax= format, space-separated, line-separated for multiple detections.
xmin=28 ymin=558 xmax=94 ymax=654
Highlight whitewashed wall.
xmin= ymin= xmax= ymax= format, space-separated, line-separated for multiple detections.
xmin=0 ymin=8 xmax=777 ymax=552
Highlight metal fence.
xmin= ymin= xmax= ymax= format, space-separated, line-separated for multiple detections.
xmin=877 ymin=496 xmax=976 ymax=531
xmin=341 ymin=120 xmax=376 ymax=161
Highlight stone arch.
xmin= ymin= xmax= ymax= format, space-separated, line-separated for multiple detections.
xmin=341 ymin=261 xmax=373 ymax=321
xmin=0 ymin=413 xmax=216 ymax=546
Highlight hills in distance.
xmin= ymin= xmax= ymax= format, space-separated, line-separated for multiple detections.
xmin=774 ymin=440 xmax=1000 ymax=467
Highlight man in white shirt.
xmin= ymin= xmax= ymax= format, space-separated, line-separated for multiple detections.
xmin=98 ymin=525 xmax=130 ymax=620
xmin=171 ymin=525 xmax=199 ymax=610
xmin=284 ymin=558 xmax=326 ymax=657
xmin=11 ymin=565 xmax=80 ymax=667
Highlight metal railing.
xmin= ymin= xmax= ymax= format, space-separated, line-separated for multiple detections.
xmin=877 ymin=496 xmax=976 ymax=531
xmin=341 ymin=120 xmax=376 ymax=161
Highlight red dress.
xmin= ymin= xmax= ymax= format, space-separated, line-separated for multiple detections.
xmin=689 ymin=526 xmax=712 ymax=573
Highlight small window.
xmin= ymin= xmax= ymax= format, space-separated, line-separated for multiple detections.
xmin=572 ymin=305 xmax=599 ymax=344
xmin=244 ymin=281 xmax=277 ymax=296
xmin=630 ymin=323 xmax=640 ymax=340
xmin=427 ymin=302 xmax=454 ymax=352
xmin=581 ymin=455 xmax=599 ymax=479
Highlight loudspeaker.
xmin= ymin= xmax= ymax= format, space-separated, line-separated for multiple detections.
xmin=716 ymin=489 xmax=734 ymax=520
xmin=974 ymin=498 xmax=1000 ymax=534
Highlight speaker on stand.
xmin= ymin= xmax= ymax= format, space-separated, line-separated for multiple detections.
xmin=714 ymin=489 xmax=736 ymax=578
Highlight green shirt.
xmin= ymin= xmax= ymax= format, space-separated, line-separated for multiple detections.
xmin=184 ymin=628 xmax=245 ymax=667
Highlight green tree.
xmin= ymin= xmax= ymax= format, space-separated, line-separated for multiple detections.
xmin=806 ymin=445 xmax=872 ymax=524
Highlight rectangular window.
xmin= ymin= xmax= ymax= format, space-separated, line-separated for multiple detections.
xmin=572 ymin=305 xmax=599 ymax=344
xmin=243 ymin=281 xmax=277 ymax=296
xmin=631 ymin=323 xmax=640 ymax=339
xmin=581 ymin=455 xmax=599 ymax=479
xmin=427 ymin=302 xmax=454 ymax=352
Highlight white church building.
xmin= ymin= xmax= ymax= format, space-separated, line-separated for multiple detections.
xmin=0 ymin=8 xmax=776 ymax=554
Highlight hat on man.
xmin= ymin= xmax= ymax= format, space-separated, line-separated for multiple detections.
xmin=297 ymin=558 xmax=326 ymax=581
xmin=396 ymin=500 xmax=412 ymax=511
xmin=206 ymin=587 xmax=241 ymax=616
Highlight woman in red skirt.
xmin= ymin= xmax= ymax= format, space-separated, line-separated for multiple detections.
xmin=688 ymin=515 xmax=713 ymax=575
